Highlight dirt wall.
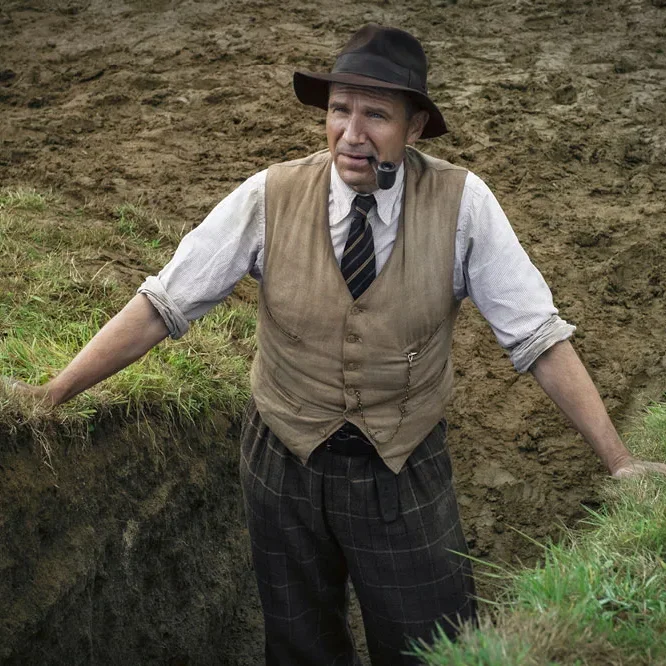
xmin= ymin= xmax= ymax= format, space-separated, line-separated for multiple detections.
xmin=0 ymin=419 xmax=251 ymax=665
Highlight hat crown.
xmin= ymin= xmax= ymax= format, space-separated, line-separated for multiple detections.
xmin=333 ymin=24 xmax=429 ymax=94
xmin=342 ymin=24 xmax=427 ymax=65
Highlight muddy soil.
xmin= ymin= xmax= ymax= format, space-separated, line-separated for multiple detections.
xmin=1 ymin=0 xmax=666 ymax=664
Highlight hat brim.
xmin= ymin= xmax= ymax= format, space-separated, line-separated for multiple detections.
xmin=293 ymin=70 xmax=447 ymax=139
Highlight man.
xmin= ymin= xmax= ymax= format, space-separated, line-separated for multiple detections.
xmin=8 ymin=23 xmax=666 ymax=666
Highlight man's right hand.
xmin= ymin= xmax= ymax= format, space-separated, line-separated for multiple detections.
xmin=1 ymin=376 xmax=55 ymax=406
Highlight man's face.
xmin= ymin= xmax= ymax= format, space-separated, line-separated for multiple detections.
xmin=326 ymin=84 xmax=428 ymax=193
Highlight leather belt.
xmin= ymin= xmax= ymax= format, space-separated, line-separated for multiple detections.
xmin=325 ymin=422 xmax=375 ymax=456
xmin=324 ymin=422 xmax=400 ymax=523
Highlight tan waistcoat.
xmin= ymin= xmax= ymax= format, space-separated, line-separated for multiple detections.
xmin=250 ymin=146 xmax=467 ymax=473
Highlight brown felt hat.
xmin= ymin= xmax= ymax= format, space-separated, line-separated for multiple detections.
xmin=294 ymin=24 xmax=447 ymax=139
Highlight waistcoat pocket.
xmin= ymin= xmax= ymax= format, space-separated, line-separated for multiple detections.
xmin=405 ymin=316 xmax=448 ymax=361
xmin=262 ymin=300 xmax=301 ymax=343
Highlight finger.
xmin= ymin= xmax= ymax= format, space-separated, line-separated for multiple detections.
xmin=613 ymin=461 xmax=666 ymax=478
xmin=612 ymin=467 xmax=635 ymax=479
xmin=1 ymin=377 xmax=30 ymax=393
xmin=0 ymin=376 xmax=19 ymax=391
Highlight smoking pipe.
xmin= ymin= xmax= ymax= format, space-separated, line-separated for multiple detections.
xmin=367 ymin=157 xmax=397 ymax=190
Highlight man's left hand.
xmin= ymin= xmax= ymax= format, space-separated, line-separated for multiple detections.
xmin=611 ymin=457 xmax=666 ymax=479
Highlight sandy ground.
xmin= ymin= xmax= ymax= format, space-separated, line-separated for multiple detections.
xmin=2 ymin=0 xmax=666 ymax=663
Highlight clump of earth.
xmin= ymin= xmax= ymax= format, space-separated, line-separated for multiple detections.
xmin=1 ymin=0 xmax=665 ymax=663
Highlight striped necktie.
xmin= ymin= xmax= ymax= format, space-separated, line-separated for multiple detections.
xmin=341 ymin=194 xmax=377 ymax=300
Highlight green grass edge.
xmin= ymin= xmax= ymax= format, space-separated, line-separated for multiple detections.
xmin=411 ymin=402 xmax=666 ymax=666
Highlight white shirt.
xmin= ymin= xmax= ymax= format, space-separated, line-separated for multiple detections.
xmin=139 ymin=159 xmax=574 ymax=372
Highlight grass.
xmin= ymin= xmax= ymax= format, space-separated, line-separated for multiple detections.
xmin=410 ymin=400 xmax=666 ymax=665
xmin=0 ymin=186 xmax=256 ymax=451
xmin=0 ymin=187 xmax=48 ymax=212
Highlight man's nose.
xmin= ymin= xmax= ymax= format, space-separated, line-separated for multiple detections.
xmin=342 ymin=113 xmax=366 ymax=145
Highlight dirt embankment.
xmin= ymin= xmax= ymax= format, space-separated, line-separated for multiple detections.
xmin=0 ymin=418 xmax=253 ymax=665
xmin=1 ymin=0 xmax=666 ymax=663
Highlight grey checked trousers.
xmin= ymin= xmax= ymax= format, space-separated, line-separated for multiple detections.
xmin=240 ymin=399 xmax=477 ymax=666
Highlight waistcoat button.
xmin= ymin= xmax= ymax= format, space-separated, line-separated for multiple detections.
xmin=350 ymin=306 xmax=362 ymax=315
xmin=345 ymin=386 xmax=355 ymax=396
xmin=346 ymin=334 xmax=359 ymax=343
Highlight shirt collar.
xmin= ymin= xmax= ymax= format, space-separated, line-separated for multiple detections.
xmin=329 ymin=159 xmax=405 ymax=227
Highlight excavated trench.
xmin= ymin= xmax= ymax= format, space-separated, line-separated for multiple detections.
xmin=1 ymin=0 xmax=666 ymax=663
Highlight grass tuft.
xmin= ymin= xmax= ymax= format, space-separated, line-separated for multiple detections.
xmin=410 ymin=402 xmax=666 ymax=665
xmin=113 ymin=200 xmax=185 ymax=249
xmin=0 ymin=187 xmax=49 ymax=211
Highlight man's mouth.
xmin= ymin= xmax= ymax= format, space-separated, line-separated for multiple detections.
xmin=339 ymin=152 xmax=373 ymax=164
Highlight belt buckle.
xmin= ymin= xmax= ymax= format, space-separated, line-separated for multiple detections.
xmin=326 ymin=424 xmax=372 ymax=456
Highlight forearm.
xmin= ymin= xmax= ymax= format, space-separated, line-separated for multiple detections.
xmin=530 ymin=340 xmax=631 ymax=474
xmin=45 ymin=294 xmax=169 ymax=405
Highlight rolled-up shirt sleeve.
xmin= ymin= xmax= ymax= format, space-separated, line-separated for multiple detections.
xmin=454 ymin=173 xmax=575 ymax=372
xmin=138 ymin=169 xmax=267 ymax=338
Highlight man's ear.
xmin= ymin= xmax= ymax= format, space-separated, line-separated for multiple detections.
xmin=406 ymin=110 xmax=429 ymax=144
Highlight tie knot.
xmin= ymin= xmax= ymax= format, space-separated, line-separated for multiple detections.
xmin=353 ymin=194 xmax=376 ymax=218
